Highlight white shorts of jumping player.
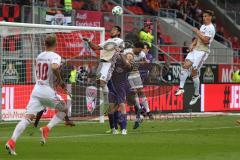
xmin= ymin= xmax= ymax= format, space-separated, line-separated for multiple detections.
xmin=96 ymin=62 xmax=112 ymax=82
xmin=185 ymin=50 xmax=209 ymax=70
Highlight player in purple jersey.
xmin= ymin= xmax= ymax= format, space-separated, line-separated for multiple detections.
xmin=107 ymin=53 xmax=132 ymax=135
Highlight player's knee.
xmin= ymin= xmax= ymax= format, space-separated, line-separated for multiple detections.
xmin=108 ymin=104 xmax=116 ymax=113
xmin=182 ymin=64 xmax=190 ymax=70
xmin=137 ymin=89 xmax=143 ymax=95
xmin=56 ymin=100 xmax=68 ymax=112
xmin=191 ymin=69 xmax=198 ymax=77
xmin=24 ymin=116 xmax=33 ymax=124
xmin=182 ymin=60 xmax=192 ymax=69
xmin=25 ymin=114 xmax=35 ymax=121
xmin=99 ymin=80 xmax=107 ymax=88
xmin=120 ymin=103 xmax=126 ymax=114
xmin=141 ymin=95 xmax=147 ymax=101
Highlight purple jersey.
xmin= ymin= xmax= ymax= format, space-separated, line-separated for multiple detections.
xmin=108 ymin=55 xmax=129 ymax=104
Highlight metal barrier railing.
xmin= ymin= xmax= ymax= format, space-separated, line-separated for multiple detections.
xmin=225 ymin=11 xmax=240 ymax=25
xmin=212 ymin=0 xmax=240 ymax=25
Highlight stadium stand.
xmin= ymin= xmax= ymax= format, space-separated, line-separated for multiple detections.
xmin=0 ymin=0 xmax=239 ymax=66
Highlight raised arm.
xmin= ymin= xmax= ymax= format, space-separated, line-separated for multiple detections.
xmin=52 ymin=63 xmax=65 ymax=89
xmin=83 ymin=38 xmax=102 ymax=50
xmin=120 ymin=54 xmax=132 ymax=70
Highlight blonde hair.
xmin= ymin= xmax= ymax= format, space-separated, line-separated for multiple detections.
xmin=45 ymin=34 xmax=57 ymax=48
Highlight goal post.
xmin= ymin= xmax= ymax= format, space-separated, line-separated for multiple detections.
xmin=0 ymin=22 xmax=105 ymax=122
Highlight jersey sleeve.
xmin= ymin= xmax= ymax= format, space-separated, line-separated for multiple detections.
xmin=123 ymin=48 xmax=133 ymax=55
xmin=51 ymin=54 xmax=61 ymax=65
xmin=99 ymin=40 xmax=107 ymax=48
xmin=139 ymin=51 xmax=147 ymax=60
xmin=118 ymin=39 xmax=125 ymax=49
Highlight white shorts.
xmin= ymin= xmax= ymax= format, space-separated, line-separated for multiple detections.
xmin=128 ymin=72 xmax=143 ymax=89
xmin=26 ymin=84 xmax=64 ymax=115
xmin=96 ymin=62 xmax=112 ymax=82
xmin=185 ymin=50 xmax=208 ymax=70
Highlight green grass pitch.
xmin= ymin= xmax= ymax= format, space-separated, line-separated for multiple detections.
xmin=1 ymin=116 xmax=240 ymax=160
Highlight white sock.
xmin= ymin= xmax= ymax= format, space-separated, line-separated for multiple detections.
xmin=100 ymin=85 xmax=109 ymax=104
xmin=193 ymin=76 xmax=200 ymax=95
xmin=140 ymin=95 xmax=150 ymax=113
xmin=11 ymin=118 xmax=31 ymax=142
xmin=135 ymin=94 xmax=141 ymax=110
xmin=99 ymin=85 xmax=109 ymax=116
xmin=179 ymin=68 xmax=189 ymax=89
xmin=103 ymin=85 xmax=109 ymax=103
xmin=47 ymin=112 xmax=66 ymax=130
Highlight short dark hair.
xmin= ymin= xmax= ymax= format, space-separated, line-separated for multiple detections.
xmin=143 ymin=42 xmax=150 ymax=49
xmin=113 ymin=26 xmax=121 ymax=33
xmin=203 ymin=10 xmax=214 ymax=16
xmin=134 ymin=41 xmax=144 ymax=49
xmin=45 ymin=34 xmax=57 ymax=48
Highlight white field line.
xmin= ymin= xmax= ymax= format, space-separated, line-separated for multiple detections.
xmin=0 ymin=126 xmax=239 ymax=140
xmin=0 ymin=120 xmax=194 ymax=130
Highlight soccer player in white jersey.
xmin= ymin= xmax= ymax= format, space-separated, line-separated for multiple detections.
xmin=123 ymin=42 xmax=150 ymax=129
xmin=83 ymin=26 xmax=124 ymax=120
xmin=5 ymin=34 xmax=68 ymax=155
xmin=175 ymin=10 xmax=216 ymax=105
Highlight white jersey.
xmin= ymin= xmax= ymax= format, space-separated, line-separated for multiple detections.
xmin=195 ymin=23 xmax=215 ymax=53
xmin=136 ymin=51 xmax=147 ymax=61
xmin=35 ymin=51 xmax=61 ymax=88
xmin=123 ymin=48 xmax=146 ymax=74
xmin=99 ymin=37 xmax=124 ymax=61
xmin=124 ymin=48 xmax=144 ymax=89
xmin=123 ymin=48 xmax=146 ymax=61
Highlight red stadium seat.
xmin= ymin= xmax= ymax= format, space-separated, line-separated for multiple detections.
xmin=124 ymin=25 xmax=134 ymax=32
xmin=72 ymin=1 xmax=85 ymax=9
xmin=104 ymin=22 xmax=115 ymax=31
xmin=124 ymin=16 xmax=134 ymax=23
xmin=162 ymin=35 xmax=174 ymax=44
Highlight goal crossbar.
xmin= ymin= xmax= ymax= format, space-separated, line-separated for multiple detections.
xmin=0 ymin=22 xmax=105 ymax=44
xmin=0 ymin=22 xmax=105 ymax=31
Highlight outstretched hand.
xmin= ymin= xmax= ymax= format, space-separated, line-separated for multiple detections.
xmin=82 ymin=38 xmax=90 ymax=42
xmin=192 ymin=27 xmax=199 ymax=33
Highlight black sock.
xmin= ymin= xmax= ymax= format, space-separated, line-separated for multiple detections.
xmin=134 ymin=105 xmax=139 ymax=114
xmin=34 ymin=110 xmax=44 ymax=127
xmin=65 ymin=115 xmax=70 ymax=121
xmin=108 ymin=113 xmax=114 ymax=129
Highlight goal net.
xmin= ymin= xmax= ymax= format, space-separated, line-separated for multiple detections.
xmin=0 ymin=22 xmax=105 ymax=122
